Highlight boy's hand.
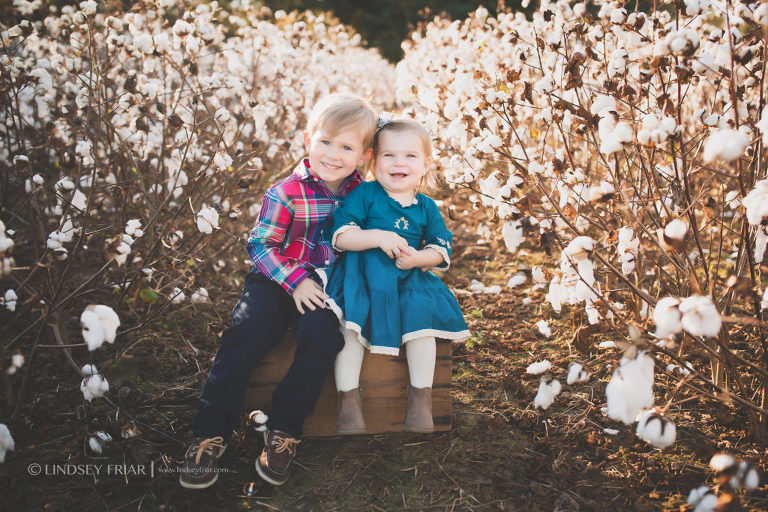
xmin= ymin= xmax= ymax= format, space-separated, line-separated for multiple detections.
xmin=378 ymin=231 xmax=410 ymax=259
xmin=395 ymin=246 xmax=420 ymax=270
xmin=292 ymin=278 xmax=327 ymax=314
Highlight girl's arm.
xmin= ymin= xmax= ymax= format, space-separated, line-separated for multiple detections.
xmin=336 ymin=227 xmax=410 ymax=259
xmin=395 ymin=246 xmax=445 ymax=271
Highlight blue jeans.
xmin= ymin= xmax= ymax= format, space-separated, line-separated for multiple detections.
xmin=192 ymin=271 xmax=344 ymax=439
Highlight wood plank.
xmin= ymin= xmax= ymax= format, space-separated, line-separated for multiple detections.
xmin=244 ymin=335 xmax=452 ymax=437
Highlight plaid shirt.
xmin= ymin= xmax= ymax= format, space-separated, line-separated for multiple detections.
xmin=246 ymin=159 xmax=363 ymax=294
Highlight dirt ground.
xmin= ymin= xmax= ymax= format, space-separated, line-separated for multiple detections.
xmin=2 ymin=223 xmax=767 ymax=511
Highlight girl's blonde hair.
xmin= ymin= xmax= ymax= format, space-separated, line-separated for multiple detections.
xmin=372 ymin=118 xmax=437 ymax=192
xmin=306 ymin=93 xmax=378 ymax=150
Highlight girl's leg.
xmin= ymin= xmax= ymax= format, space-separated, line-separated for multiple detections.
xmin=333 ymin=330 xmax=366 ymax=434
xmin=405 ymin=336 xmax=436 ymax=433
xmin=334 ymin=330 xmax=365 ymax=391
xmin=405 ymin=336 xmax=436 ymax=388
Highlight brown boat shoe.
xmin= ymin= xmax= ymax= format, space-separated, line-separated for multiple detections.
xmin=179 ymin=436 xmax=227 ymax=489
xmin=255 ymin=430 xmax=300 ymax=486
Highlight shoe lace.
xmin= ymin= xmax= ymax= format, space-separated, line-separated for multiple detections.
xmin=192 ymin=436 xmax=225 ymax=465
xmin=272 ymin=434 xmax=300 ymax=455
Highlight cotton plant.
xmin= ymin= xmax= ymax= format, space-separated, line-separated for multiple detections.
xmin=546 ymin=237 xmax=600 ymax=319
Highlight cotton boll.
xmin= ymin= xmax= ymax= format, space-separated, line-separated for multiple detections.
xmin=171 ymin=287 xmax=185 ymax=304
xmin=742 ymin=180 xmax=768 ymax=226
xmin=213 ymin=152 xmax=232 ymax=171
xmin=125 ymin=219 xmax=143 ymax=238
xmin=501 ymin=220 xmax=524 ymax=253
xmin=507 ymin=272 xmax=527 ymax=288
xmin=88 ymin=431 xmax=113 ymax=454
xmin=0 ymin=424 xmax=14 ymax=463
xmin=687 ymin=486 xmax=718 ymax=512
xmin=80 ymin=373 xmax=109 ymax=402
xmin=81 ymin=364 xmax=98 ymax=377
xmin=248 ymin=410 xmax=269 ymax=432
xmin=534 ymin=375 xmax=561 ymax=410
xmin=532 ymin=266 xmax=546 ymax=284
xmin=617 ymin=227 xmax=639 ymax=274
xmin=678 ymin=295 xmax=721 ymax=337
xmin=88 ymin=436 xmax=105 ymax=454
xmin=536 ymin=320 xmax=552 ymax=338
xmin=709 ymin=453 xmax=737 ymax=472
xmin=190 ymin=287 xmax=209 ymax=303
xmin=196 ymin=205 xmax=219 ymax=234
xmin=636 ymin=409 xmax=676 ymax=449
xmin=526 ymin=360 xmax=552 ymax=375
xmin=80 ymin=305 xmax=120 ymax=351
xmin=751 ymin=3 xmax=768 ymax=25
xmin=731 ymin=461 xmax=760 ymax=489
xmin=2 ymin=289 xmax=17 ymax=312
xmin=605 ymin=351 xmax=655 ymax=424
xmin=653 ymin=297 xmax=682 ymax=338
xmin=585 ymin=301 xmax=601 ymax=324
xmin=703 ymin=129 xmax=750 ymax=162
xmin=664 ymin=219 xmax=688 ymax=245
xmin=566 ymin=361 xmax=592 ymax=384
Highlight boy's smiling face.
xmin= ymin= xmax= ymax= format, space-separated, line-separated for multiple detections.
xmin=304 ymin=128 xmax=371 ymax=194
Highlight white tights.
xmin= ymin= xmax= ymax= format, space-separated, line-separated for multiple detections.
xmin=334 ymin=330 xmax=436 ymax=391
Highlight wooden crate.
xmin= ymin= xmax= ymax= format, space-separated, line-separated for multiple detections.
xmin=243 ymin=335 xmax=452 ymax=437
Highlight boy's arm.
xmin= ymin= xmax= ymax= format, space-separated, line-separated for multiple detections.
xmin=246 ymin=188 xmax=311 ymax=294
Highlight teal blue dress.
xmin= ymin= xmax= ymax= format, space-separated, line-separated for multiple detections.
xmin=321 ymin=181 xmax=470 ymax=355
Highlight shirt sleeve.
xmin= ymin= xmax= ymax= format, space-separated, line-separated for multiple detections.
xmin=423 ymin=198 xmax=454 ymax=270
xmin=246 ymin=186 xmax=311 ymax=293
xmin=331 ymin=183 xmax=369 ymax=251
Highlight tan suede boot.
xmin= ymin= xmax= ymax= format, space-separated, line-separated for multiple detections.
xmin=404 ymin=386 xmax=434 ymax=433
xmin=335 ymin=387 xmax=366 ymax=435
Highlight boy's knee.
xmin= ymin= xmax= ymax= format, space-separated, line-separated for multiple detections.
xmin=296 ymin=310 xmax=344 ymax=355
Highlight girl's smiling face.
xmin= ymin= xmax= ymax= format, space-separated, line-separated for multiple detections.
xmin=373 ymin=129 xmax=430 ymax=203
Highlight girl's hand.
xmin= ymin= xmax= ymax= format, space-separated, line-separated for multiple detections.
xmin=395 ymin=246 xmax=420 ymax=270
xmin=291 ymin=278 xmax=327 ymax=314
xmin=378 ymin=231 xmax=409 ymax=259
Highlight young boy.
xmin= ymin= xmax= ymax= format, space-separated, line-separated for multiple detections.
xmin=180 ymin=94 xmax=377 ymax=489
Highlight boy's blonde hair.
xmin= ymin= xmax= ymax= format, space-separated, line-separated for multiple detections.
xmin=373 ymin=118 xmax=437 ymax=192
xmin=306 ymin=93 xmax=378 ymax=150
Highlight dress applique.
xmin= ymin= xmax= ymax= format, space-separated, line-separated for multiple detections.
xmin=394 ymin=217 xmax=409 ymax=230
xmin=320 ymin=181 xmax=470 ymax=356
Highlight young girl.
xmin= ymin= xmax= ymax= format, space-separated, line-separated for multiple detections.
xmin=322 ymin=117 xmax=470 ymax=434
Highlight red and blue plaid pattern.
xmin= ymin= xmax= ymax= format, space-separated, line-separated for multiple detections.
xmin=246 ymin=159 xmax=362 ymax=294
